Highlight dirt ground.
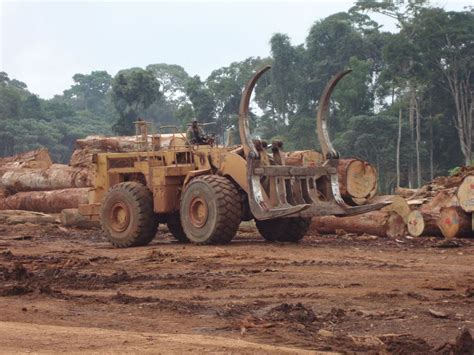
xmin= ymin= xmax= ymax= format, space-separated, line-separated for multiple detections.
xmin=0 ymin=222 xmax=473 ymax=354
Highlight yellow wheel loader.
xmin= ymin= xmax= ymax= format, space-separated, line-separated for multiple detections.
xmin=79 ymin=66 xmax=387 ymax=247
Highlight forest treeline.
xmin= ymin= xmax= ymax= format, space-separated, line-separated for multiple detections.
xmin=0 ymin=1 xmax=472 ymax=192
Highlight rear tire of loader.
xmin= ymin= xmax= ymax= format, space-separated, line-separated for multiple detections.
xmin=167 ymin=212 xmax=189 ymax=243
xmin=180 ymin=175 xmax=241 ymax=244
xmin=256 ymin=217 xmax=311 ymax=243
xmin=101 ymin=182 xmax=159 ymax=248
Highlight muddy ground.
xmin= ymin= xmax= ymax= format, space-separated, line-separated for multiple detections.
xmin=0 ymin=223 xmax=473 ymax=353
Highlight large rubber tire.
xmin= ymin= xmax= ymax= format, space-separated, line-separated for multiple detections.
xmin=256 ymin=217 xmax=311 ymax=243
xmin=100 ymin=182 xmax=159 ymax=248
xmin=180 ymin=175 xmax=241 ymax=244
xmin=167 ymin=212 xmax=189 ymax=243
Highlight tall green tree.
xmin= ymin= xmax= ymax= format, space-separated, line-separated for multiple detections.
xmin=64 ymin=71 xmax=112 ymax=114
xmin=411 ymin=8 xmax=473 ymax=165
xmin=111 ymin=68 xmax=161 ymax=135
xmin=185 ymin=76 xmax=215 ymax=124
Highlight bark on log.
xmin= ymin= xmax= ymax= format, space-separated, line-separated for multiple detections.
xmin=285 ymin=150 xmax=324 ymax=167
xmin=395 ymin=187 xmax=418 ymax=199
xmin=311 ymin=211 xmax=406 ymax=238
xmin=75 ymin=134 xmax=186 ymax=154
xmin=419 ymin=190 xmax=459 ymax=215
xmin=457 ymin=175 xmax=474 ymax=213
xmin=60 ymin=208 xmax=99 ymax=229
xmin=0 ymin=148 xmax=52 ymax=169
xmin=407 ymin=210 xmax=442 ymax=237
xmin=337 ymin=159 xmax=377 ymax=205
xmin=0 ymin=210 xmax=56 ymax=225
xmin=437 ymin=206 xmax=473 ymax=239
xmin=0 ymin=187 xmax=9 ymax=199
xmin=1 ymin=165 xmax=93 ymax=192
xmin=69 ymin=148 xmax=95 ymax=168
xmin=389 ymin=195 xmax=411 ymax=222
xmin=0 ymin=188 xmax=90 ymax=213
xmin=76 ymin=136 xmax=139 ymax=152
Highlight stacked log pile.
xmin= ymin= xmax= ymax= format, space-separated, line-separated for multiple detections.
xmin=404 ymin=168 xmax=474 ymax=239
xmin=0 ymin=149 xmax=92 ymax=214
xmin=311 ymin=166 xmax=473 ymax=239
xmin=70 ymin=134 xmax=182 ymax=168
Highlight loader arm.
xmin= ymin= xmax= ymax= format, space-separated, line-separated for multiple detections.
xmin=239 ymin=66 xmax=389 ymax=221
xmin=239 ymin=66 xmax=310 ymax=220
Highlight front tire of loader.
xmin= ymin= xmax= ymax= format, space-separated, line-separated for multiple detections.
xmin=100 ymin=182 xmax=159 ymax=248
xmin=180 ymin=175 xmax=241 ymax=244
xmin=256 ymin=217 xmax=311 ymax=243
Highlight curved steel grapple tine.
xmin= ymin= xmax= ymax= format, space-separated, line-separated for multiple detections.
xmin=316 ymin=69 xmax=352 ymax=159
xmin=239 ymin=65 xmax=271 ymax=158
xmin=247 ymin=154 xmax=310 ymax=220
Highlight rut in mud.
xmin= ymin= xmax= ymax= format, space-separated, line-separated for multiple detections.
xmin=0 ymin=223 xmax=473 ymax=353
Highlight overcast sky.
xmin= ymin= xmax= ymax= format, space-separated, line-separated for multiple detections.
xmin=0 ymin=0 xmax=470 ymax=98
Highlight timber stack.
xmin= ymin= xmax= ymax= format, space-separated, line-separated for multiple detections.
xmin=0 ymin=148 xmax=91 ymax=214
xmin=404 ymin=168 xmax=474 ymax=239
xmin=311 ymin=166 xmax=473 ymax=240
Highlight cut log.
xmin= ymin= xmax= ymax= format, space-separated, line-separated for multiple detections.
xmin=390 ymin=195 xmax=411 ymax=223
xmin=0 ymin=148 xmax=52 ymax=169
xmin=395 ymin=187 xmax=418 ymax=199
xmin=337 ymin=159 xmax=377 ymax=205
xmin=0 ymin=187 xmax=9 ymax=199
xmin=311 ymin=211 xmax=406 ymax=238
xmin=76 ymin=134 xmax=187 ymax=153
xmin=69 ymin=148 xmax=95 ymax=168
xmin=437 ymin=206 xmax=472 ymax=239
xmin=76 ymin=136 xmax=139 ymax=152
xmin=0 ymin=210 xmax=56 ymax=225
xmin=385 ymin=212 xmax=407 ymax=238
xmin=457 ymin=175 xmax=474 ymax=213
xmin=285 ymin=150 xmax=324 ymax=167
xmin=407 ymin=210 xmax=442 ymax=237
xmin=1 ymin=166 xmax=93 ymax=192
xmin=60 ymin=209 xmax=99 ymax=229
xmin=420 ymin=190 xmax=457 ymax=213
xmin=284 ymin=155 xmax=377 ymax=205
xmin=0 ymin=188 xmax=90 ymax=213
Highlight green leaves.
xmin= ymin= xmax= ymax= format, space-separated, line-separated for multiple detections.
xmin=111 ymin=68 xmax=161 ymax=135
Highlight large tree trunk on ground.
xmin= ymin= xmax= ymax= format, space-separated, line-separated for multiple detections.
xmin=285 ymin=155 xmax=378 ymax=205
xmin=336 ymin=159 xmax=378 ymax=205
xmin=389 ymin=195 xmax=411 ymax=223
xmin=311 ymin=211 xmax=406 ymax=238
xmin=395 ymin=187 xmax=418 ymax=199
xmin=284 ymin=151 xmax=324 ymax=167
xmin=60 ymin=208 xmax=99 ymax=229
xmin=0 ymin=188 xmax=90 ymax=213
xmin=0 ymin=210 xmax=56 ymax=225
xmin=437 ymin=206 xmax=472 ymax=239
xmin=1 ymin=165 xmax=93 ymax=192
xmin=407 ymin=210 xmax=442 ymax=237
xmin=69 ymin=148 xmax=95 ymax=168
xmin=422 ymin=190 xmax=456 ymax=212
xmin=76 ymin=136 xmax=139 ymax=152
xmin=457 ymin=175 xmax=474 ymax=213
xmin=0 ymin=148 xmax=52 ymax=170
